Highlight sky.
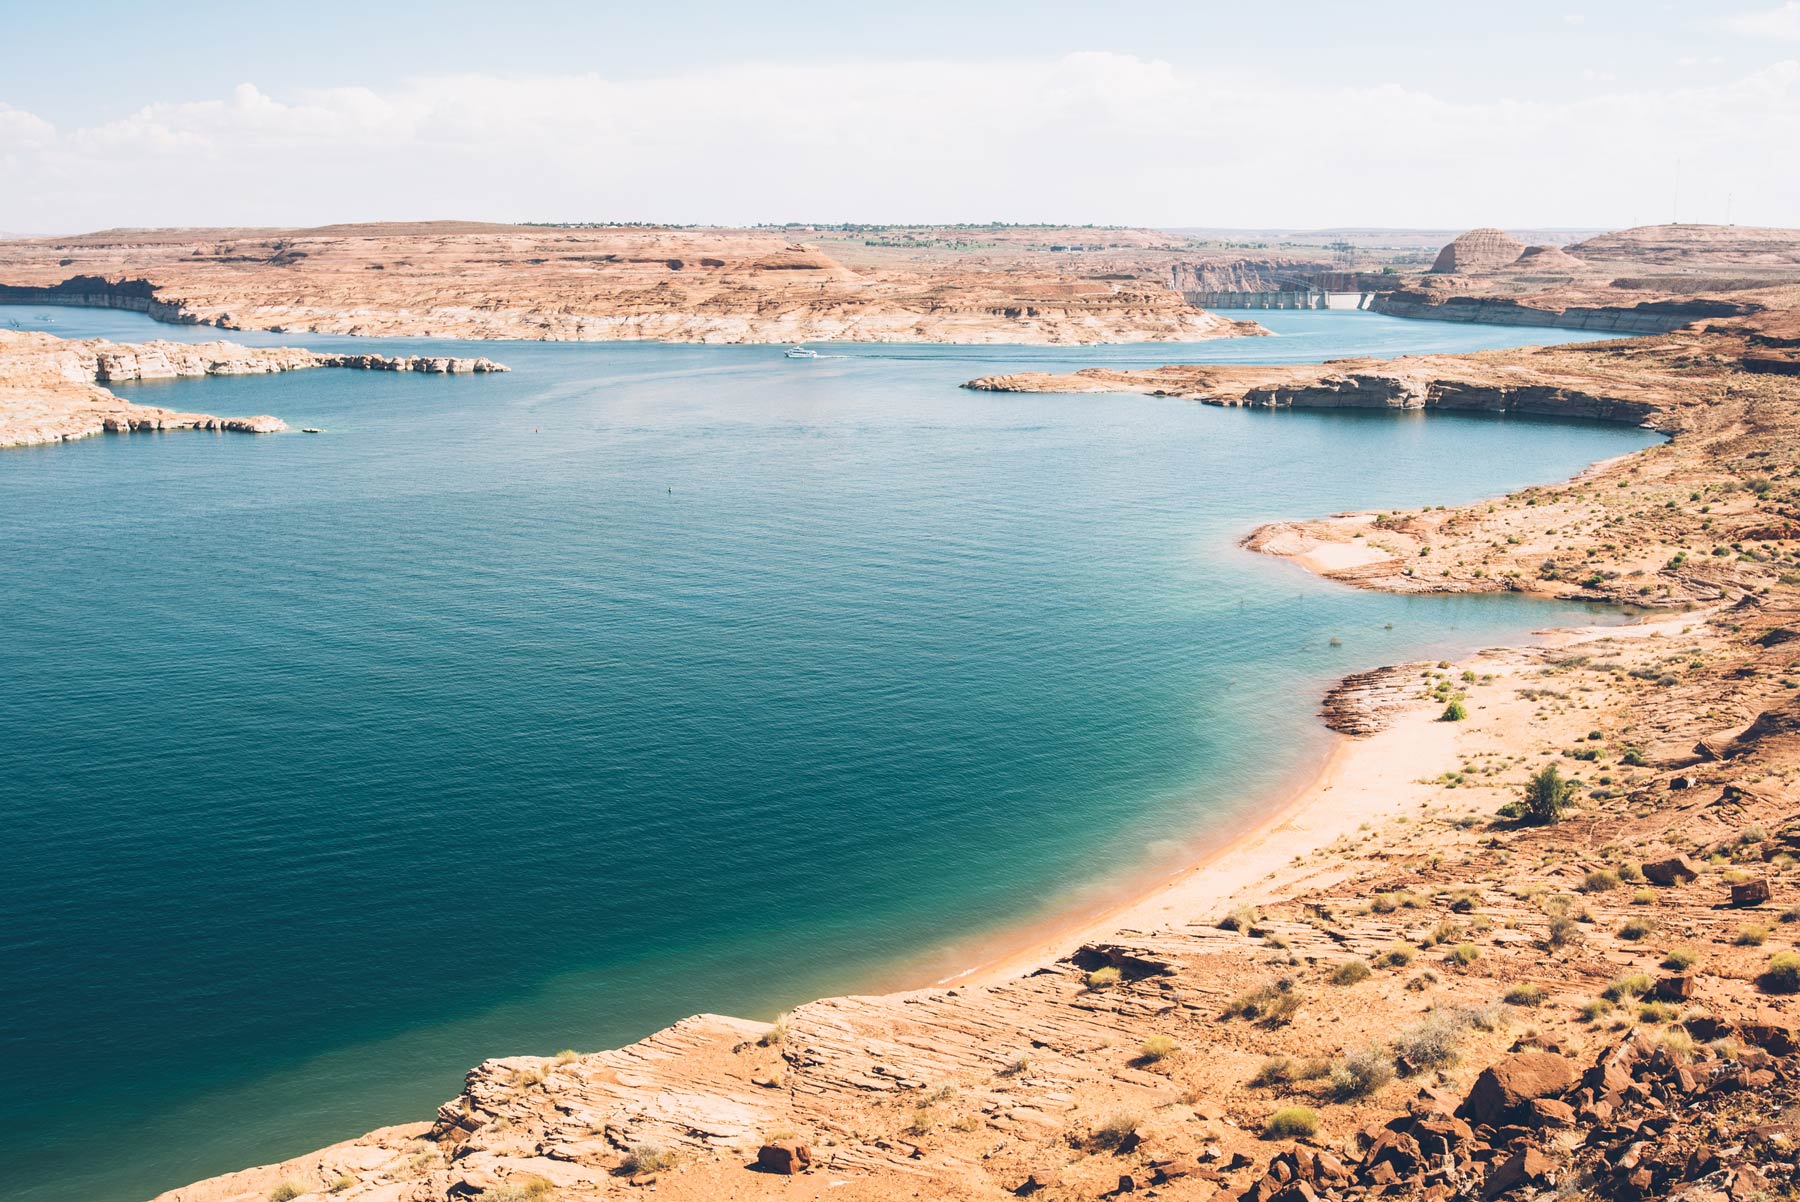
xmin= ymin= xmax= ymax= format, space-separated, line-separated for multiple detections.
xmin=2 ymin=0 xmax=1798 ymax=233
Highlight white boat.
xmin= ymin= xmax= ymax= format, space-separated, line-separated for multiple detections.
xmin=784 ymin=345 xmax=819 ymax=359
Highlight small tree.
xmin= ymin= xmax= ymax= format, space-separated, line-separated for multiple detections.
xmin=1523 ymin=764 xmax=1576 ymax=824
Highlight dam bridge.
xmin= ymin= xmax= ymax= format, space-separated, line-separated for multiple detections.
xmin=1182 ymin=288 xmax=1377 ymax=311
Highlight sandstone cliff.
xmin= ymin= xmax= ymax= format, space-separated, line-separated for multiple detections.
xmin=0 ymin=225 xmax=1262 ymax=345
xmin=1378 ymin=225 xmax=1800 ymax=333
xmin=964 ymin=338 xmax=1693 ymax=431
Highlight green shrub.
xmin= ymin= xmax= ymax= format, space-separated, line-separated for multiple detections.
xmin=269 ymin=1185 xmax=305 ymax=1202
xmin=1218 ymin=904 xmax=1260 ymax=932
xmin=620 ymin=1143 xmax=673 ymax=1175
xmin=1447 ymin=943 xmax=1480 ymax=967
xmin=1544 ymin=915 xmax=1583 ymax=949
xmin=1765 ymin=951 xmax=1800 ymax=994
xmin=1225 ymin=979 xmax=1303 ymax=1025
xmin=1662 ymin=947 xmax=1700 ymax=970
xmin=1638 ymin=1001 xmax=1679 ymax=1023
xmin=1441 ymin=699 xmax=1468 ymax=722
xmin=1249 ymin=1056 xmax=1295 ymax=1087
xmin=1377 ymin=943 xmax=1415 ymax=968
xmin=1617 ymin=916 xmax=1657 ymax=941
xmin=905 ymin=1106 xmax=938 ymax=1137
xmin=1736 ymin=925 xmax=1772 ymax=947
xmin=1504 ymin=983 xmax=1547 ymax=1007
xmin=1603 ymin=973 xmax=1654 ymax=1002
xmin=1583 ymin=868 xmax=1621 ymax=893
xmin=1393 ymin=1017 xmax=1463 ymax=1072
xmin=1138 ymin=1035 xmax=1179 ymax=1063
xmin=1089 ymin=1111 xmax=1143 ymax=1151
xmin=1420 ymin=919 xmax=1460 ymax=947
xmin=1264 ymin=1107 xmax=1319 ymax=1139
xmin=328 ymin=1178 xmax=356 ymax=1196
xmin=1331 ymin=960 xmax=1372 ymax=986
xmin=1329 ymin=1048 xmax=1394 ymax=1100
xmin=758 ymin=1013 xmax=790 ymax=1047
xmin=1086 ymin=966 xmax=1122 ymax=990
xmin=1580 ymin=998 xmax=1614 ymax=1022
xmin=1521 ymin=764 xmax=1576 ymax=824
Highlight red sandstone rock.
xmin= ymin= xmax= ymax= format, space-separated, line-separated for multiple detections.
xmin=1462 ymin=1053 xmax=1577 ymax=1126
xmin=1482 ymin=1146 xmax=1555 ymax=1199
xmin=1729 ymin=878 xmax=1771 ymax=906
xmin=1529 ymin=1097 xmax=1577 ymax=1128
xmin=1430 ymin=229 xmax=1529 ymax=275
xmin=1653 ymin=974 xmax=1697 ymax=1001
xmin=1643 ymin=854 xmax=1702 ymax=885
xmin=755 ymin=1140 xmax=811 ymax=1174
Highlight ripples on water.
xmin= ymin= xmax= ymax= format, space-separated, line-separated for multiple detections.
xmin=0 ymin=307 xmax=1655 ymax=1201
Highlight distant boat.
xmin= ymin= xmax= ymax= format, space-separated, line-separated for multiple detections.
xmin=784 ymin=345 xmax=819 ymax=359
xmin=301 ymin=427 xmax=325 ymax=434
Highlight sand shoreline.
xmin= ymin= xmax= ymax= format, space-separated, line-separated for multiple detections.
xmin=924 ymin=572 xmax=1695 ymax=998
xmin=940 ymin=731 xmax=1355 ymax=989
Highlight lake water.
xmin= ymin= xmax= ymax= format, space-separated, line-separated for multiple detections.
xmin=0 ymin=306 xmax=1654 ymax=1201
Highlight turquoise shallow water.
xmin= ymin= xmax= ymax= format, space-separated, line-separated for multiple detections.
xmin=0 ymin=307 xmax=1653 ymax=1201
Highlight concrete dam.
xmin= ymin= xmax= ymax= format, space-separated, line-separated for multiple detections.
xmin=1182 ymin=289 xmax=1378 ymax=311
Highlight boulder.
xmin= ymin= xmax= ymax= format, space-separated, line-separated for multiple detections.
xmin=1643 ymin=855 xmax=1701 ymax=885
xmin=1530 ymin=1097 xmax=1577 ymax=1128
xmin=756 ymin=1140 xmax=812 ymax=1175
xmin=1730 ymin=878 xmax=1771 ymax=907
xmin=1652 ymin=975 xmax=1696 ymax=1001
xmin=1461 ymin=1053 xmax=1577 ymax=1126
xmin=1483 ymin=1147 xmax=1556 ymax=1199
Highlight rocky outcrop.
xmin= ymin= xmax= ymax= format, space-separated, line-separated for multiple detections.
xmin=1370 ymin=291 xmax=1746 ymax=333
xmin=0 ymin=224 xmax=1257 ymax=345
xmin=964 ymin=339 xmax=1688 ymax=429
xmin=1429 ymin=228 xmax=1529 ymax=274
xmin=0 ymin=329 xmax=507 ymax=448
xmin=1317 ymin=664 xmax=1432 ymax=736
xmin=1239 ymin=1027 xmax=1798 ymax=1202
xmin=313 ymin=353 xmax=506 ymax=373
xmin=1568 ymin=223 xmax=1800 ymax=269
xmin=1510 ymin=244 xmax=1585 ymax=274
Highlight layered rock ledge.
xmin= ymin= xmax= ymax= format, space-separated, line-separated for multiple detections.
xmin=0 ymin=329 xmax=506 ymax=448
xmin=0 ymin=225 xmax=1268 ymax=345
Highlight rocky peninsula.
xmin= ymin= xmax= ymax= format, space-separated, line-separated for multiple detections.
xmin=0 ymin=329 xmax=505 ymax=448
xmin=149 ymin=248 xmax=1800 ymax=1201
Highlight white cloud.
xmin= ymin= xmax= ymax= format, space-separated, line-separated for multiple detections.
xmin=1 ymin=53 xmax=1797 ymax=231
xmin=0 ymin=103 xmax=55 ymax=151
xmin=1726 ymin=2 xmax=1800 ymax=38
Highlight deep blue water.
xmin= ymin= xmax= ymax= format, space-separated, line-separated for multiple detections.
xmin=0 ymin=306 xmax=1653 ymax=1202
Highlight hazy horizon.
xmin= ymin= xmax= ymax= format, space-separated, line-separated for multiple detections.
xmin=3 ymin=0 xmax=1798 ymax=233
